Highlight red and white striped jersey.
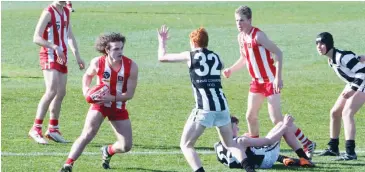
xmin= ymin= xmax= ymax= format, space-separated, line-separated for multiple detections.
xmin=96 ymin=55 xmax=132 ymax=110
xmin=39 ymin=5 xmax=70 ymax=65
xmin=239 ymin=27 xmax=276 ymax=83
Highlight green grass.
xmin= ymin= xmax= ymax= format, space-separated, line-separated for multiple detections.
xmin=2 ymin=1 xmax=365 ymax=172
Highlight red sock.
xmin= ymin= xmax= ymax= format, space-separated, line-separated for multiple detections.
xmin=107 ymin=145 xmax=115 ymax=156
xmin=33 ymin=119 xmax=43 ymax=128
xmin=49 ymin=119 xmax=59 ymax=128
xmin=65 ymin=158 xmax=75 ymax=165
xmin=295 ymin=128 xmax=312 ymax=149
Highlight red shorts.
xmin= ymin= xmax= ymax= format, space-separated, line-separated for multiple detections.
xmin=249 ymin=80 xmax=279 ymax=97
xmin=91 ymin=105 xmax=129 ymax=121
xmin=40 ymin=60 xmax=68 ymax=74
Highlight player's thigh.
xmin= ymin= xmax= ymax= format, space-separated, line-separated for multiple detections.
xmin=56 ymin=72 xmax=67 ymax=95
xmin=110 ymin=119 xmax=132 ymax=145
xmin=331 ymin=87 xmax=349 ymax=115
xmin=180 ymin=118 xmax=206 ymax=146
xmin=80 ymin=109 xmax=105 ymax=137
xmin=343 ymin=91 xmax=365 ymax=116
xmin=247 ymin=92 xmax=265 ymax=114
xmin=267 ymin=94 xmax=283 ymax=123
xmin=265 ymin=121 xmax=283 ymax=138
xmin=42 ymin=69 xmax=60 ymax=92
xmin=216 ymin=124 xmax=234 ymax=147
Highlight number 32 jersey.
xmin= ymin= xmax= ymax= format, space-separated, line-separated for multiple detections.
xmin=189 ymin=48 xmax=228 ymax=111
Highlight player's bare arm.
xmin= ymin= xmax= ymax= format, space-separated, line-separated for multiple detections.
xmin=115 ymin=62 xmax=139 ymax=102
xmin=67 ymin=22 xmax=85 ymax=69
xmin=223 ymin=34 xmax=247 ymax=78
xmin=33 ymin=10 xmax=65 ymax=63
xmin=256 ymin=31 xmax=283 ymax=92
xmin=82 ymin=57 xmax=99 ymax=96
xmin=239 ymin=115 xmax=294 ymax=147
xmin=157 ymin=25 xmax=190 ymax=63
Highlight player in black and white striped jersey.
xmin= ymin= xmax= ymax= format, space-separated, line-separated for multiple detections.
xmin=214 ymin=115 xmax=314 ymax=171
xmin=157 ymin=25 xmax=247 ymax=172
xmin=316 ymin=32 xmax=365 ymax=161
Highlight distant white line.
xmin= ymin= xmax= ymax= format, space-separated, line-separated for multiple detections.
xmin=2 ymin=150 xmax=365 ymax=156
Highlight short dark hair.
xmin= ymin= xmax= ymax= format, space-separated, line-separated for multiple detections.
xmin=95 ymin=32 xmax=126 ymax=55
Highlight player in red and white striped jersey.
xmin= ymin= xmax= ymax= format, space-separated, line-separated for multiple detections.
xmin=29 ymin=1 xmax=85 ymax=145
xmin=223 ymin=5 xmax=316 ymax=159
xmin=60 ymin=32 xmax=138 ymax=172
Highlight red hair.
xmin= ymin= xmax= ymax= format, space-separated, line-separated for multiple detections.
xmin=189 ymin=27 xmax=208 ymax=48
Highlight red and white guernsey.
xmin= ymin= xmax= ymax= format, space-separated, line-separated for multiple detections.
xmin=96 ymin=56 xmax=132 ymax=110
xmin=39 ymin=5 xmax=70 ymax=70
xmin=239 ymin=27 xmax=276 ymax=83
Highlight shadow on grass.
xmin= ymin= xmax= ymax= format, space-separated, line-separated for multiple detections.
xmin=125 ymin=167 xmax=178 ymax=172
xmin=89 ymin=143 xmax=215 ymax=151
xmin=88 ymin=10 xmax=223 ymax=16
xmin=2 ymin=75 xmax=42 ymax=79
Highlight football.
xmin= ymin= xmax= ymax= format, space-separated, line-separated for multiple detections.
xmin=85 ymin=84 xmax=110 ymax=103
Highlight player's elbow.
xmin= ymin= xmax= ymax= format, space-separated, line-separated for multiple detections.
xmin=158 ymin=57 xmax=168 ymax=62
xmin=33 ymin=35 xmax=41 ymax=45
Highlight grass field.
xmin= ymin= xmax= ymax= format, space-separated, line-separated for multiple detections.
xmin=2 ymin=1 xmax=365 ymax=172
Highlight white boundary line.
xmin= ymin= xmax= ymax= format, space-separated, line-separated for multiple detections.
xmin=2 ymin=150 xmax=365 ymax=156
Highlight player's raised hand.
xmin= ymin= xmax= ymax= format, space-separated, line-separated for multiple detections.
xmin=222 ymin=68 xmax=232 ymax=78
xmin=283 ymin=114 xmax=294 ymax=127
xmin=157 ymin=25 xmax=169 ymax=43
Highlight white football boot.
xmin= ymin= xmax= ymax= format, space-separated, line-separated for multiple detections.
xmin=45 ymin=128 xmax=69 ymax=143
xmin=28 ymin=127 xmax=48 ymax=144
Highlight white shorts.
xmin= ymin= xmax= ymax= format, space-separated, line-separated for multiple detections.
xmin=251 ymin=141 xmax=280 ymax=169
xmin=188 ymin=108 xmax=230 ymax=128
xmin=346 ymin=83 xmax=365 ymax=93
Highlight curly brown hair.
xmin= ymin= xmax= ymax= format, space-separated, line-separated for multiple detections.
xmin=95 ymin=32 xmax=126 ymax=55
xmin=189 ymin=27 xmax=208 ymax=48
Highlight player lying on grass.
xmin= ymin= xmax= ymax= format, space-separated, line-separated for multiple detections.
xmin=214 ymin=115 xmax=314 ymax=172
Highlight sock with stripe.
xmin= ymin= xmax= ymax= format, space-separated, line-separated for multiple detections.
xmin=33 ymin=119 xmax=43 ymax=128
xmin=49 ymin=119 xmax=59 ymax=129
xmin=295 ymin=128 xmax=312 ymax=149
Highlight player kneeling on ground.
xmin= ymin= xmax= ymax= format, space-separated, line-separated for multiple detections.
xmin=214 ymin=115 xmax=314 ymax=172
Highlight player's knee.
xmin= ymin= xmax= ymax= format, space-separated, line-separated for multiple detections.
xmin=180 ymin=141 xmax=193 ymax=150
xmin=330 ymin=108 xmax=342 ymax=118
xmin=272 ymin=118 xmax=282 ymax=125
xmin=44 ymin=89 xmax=57 ymax=99
xmin=57 ymin=89 xmax=67 ymax=99
xmin=246 ymin=114 xmax=258 ymax=123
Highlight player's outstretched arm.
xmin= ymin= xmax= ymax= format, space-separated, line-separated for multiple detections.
xmin=116 ymin=62 xmax=138 ymax=102
xmin=67 ymin=22 xmax=85 ymax=69
xmin=157 ymin=25 xmax=190 ymax=62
